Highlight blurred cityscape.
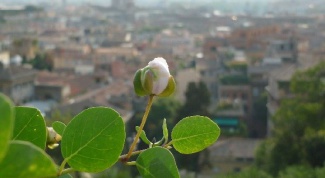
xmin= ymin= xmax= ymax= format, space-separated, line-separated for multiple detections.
xmin=0 ymin=0 xmax=325 ymax=177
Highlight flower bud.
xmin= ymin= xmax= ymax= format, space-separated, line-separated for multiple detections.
xmin=133 ymin=57 xmax=176 ymax=97
xmin=46 ymin=127 xmax=62 ymax=149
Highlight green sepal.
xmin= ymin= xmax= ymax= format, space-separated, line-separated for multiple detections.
xmin=135 ymin=126 xmax=152 ymax=145
xmin=162 ymin=118 xmax=168 ymax=145
xmin=133 ymin=69 xmax=150 ymax=96
xmin=158 ymin=76 xmax=176 ymax=97
xmin=142 ymin=69 xmax=154 ymax=94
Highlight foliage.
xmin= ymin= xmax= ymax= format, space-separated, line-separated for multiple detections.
xmin=224 ymin=51 xmax=235 ymax=60
xmin=13 ymin=107 xmax=47 ymax=149
xmin=29 ymin=53 xmax=53 ymax=71
xmin=226 ymin=61 xmax=248 ymax=73
xmin=172 ymin=116 xmax=220 ymax=154
xmin=136 ymin=147 xmax=179 ymax=177
xmin=0 ymin=93 xmax=14 ymax=162
xmin=216 ymin=100 xmax=236 ymax=111
xmin=48 ymin=109 xmax=73 ymax=125
xmin=218 ymin=167 xmax=272 ymax=178
xmin=217 ymin=165 xmax=325 ymax=178
xmin=0 ymin=92 xmax=220 ymax=177
xmin=220 ymin=120 xmax=248 ymax=137
xmin=219 ymin=75 xmax=250 ymax=85
xmin=278 ymin=165 xmax=317 ymax=178
xmin=0 ymin=141 xmax=57 ymax=177
xmin=0 ymin=5 xmax=42 ymax=16
xmin=252 ymin=91 xmax=268 ymax=137
xmin=0 ymin=57 xmax=221 ymax=177
xmin=255 ymin=62 xmax=325 ymax=175
xmin=178 ymin=81 xmax=210 ymax=118
xmin=0 ymin=16 xmax=5 ymax=23
xmin=137 ymin=26 xmax=163 ymax=33
xmin=60 ymin=107 xmax=125 ymax=172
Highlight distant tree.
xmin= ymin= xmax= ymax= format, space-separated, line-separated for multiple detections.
xmin=177 ymin=81 xmax=210 ymax=119
xmin=0 ymin=16 xmax=5 ymax=23
xmin=24 ymin=5 xmax=43 ymax=12
xmin=47 ymin=109 xmax=73 ymax=126
xmin=255 ymin=62 xmax=325 ymax=176
xmin=252 ymin=91 xmax=268 ymax=137
xmin=218 ymin=167 xmax=272 ymax=178
xmin=175 ymin=81 xmax=211 ymax=174
xmin=278 ymin=165 xmax=325 ymax=178
xmin=30 ymin=53 xmax=53 ymax=71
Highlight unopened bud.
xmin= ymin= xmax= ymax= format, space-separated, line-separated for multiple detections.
xmin=133 ymin=57 xmax=176 ymax=97
xmin=46 ymin=127 xmax=62 ymax=149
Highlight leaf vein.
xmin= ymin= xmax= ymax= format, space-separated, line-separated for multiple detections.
xmin=64 ymin=117 xmax=119 ymax=162
xmin=173 ymin=131 xmax=216 ymax=142
xmin=12 ymin=110 xmax=39 ymax=140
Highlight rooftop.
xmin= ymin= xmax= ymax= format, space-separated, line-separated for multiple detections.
xmin=209 ymin=138 xmax=262 ymax=159
xmin=0 ymin=65 xmax=36 ymax=81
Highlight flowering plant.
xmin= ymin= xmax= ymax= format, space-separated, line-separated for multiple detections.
xmin=0 ymin=57 xmax=220 ymax=178
xmin=134 ymin=57 xmax=176 ymax=97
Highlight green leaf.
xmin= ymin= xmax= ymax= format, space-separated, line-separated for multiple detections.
xmin=12 ymin=106 xmax=47 ymax=149
xmin=0 ymin=140 xmax=57 ymax=178
xmin=136 ymin=147 xmax=179 ymax=178
xmin=61 ymin=107 xmax=125 ymax=172
xmin=0 ymin=94 xmax=14 ymax=162
xmin=52 ymin=121 xmax=66 ymax=135
xmin=162 ymin=118 xmax=168 ymax=144
xmin=171 ymin=116 xmax=220 ymax=154
xmin=136 ymin=126 xmax=152 ymax=145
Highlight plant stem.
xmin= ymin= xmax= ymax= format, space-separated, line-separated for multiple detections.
xmin=164 ymin=140 xmax=173 ymax=148
xmin=60 ymin=168 xmax=75 ymax=175
xmin=119 ymin=149 xmax=146 ymax=160
xmin=58 ymin=159 xmax=67 ymax=175
xmin=124 ymin=95 xmax=154 ymax=161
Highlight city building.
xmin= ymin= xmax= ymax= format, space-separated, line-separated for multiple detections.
xmin=200 ymin=138 xmax=261 ymax=175
xmin=0 ymin=65 xmax=36 ymax=104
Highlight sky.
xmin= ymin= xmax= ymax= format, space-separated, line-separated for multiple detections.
xmin=1 ymin=0 xmax=275 ymax=6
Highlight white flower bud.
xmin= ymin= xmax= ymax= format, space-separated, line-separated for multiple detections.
xmin=147 ymin=57 xmax=170 ymax=95
xmin=133 ymin=57 xmax=175 ymax=97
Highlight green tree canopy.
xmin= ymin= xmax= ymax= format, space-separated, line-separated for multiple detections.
xmin=177 ymin=81 xmax=210 ymax=119
xmin=256 ymin=62 xmax=325 ymax=175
